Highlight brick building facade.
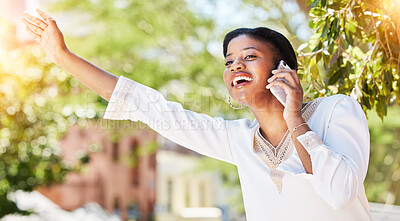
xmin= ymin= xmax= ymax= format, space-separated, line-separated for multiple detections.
xmin=39 ymin=122 xmax=157 ymax=221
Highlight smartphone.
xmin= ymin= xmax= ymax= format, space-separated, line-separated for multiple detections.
xmin=270 ymin=60 xmax=291 ymax=106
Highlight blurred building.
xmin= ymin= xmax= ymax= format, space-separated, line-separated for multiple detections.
xmin=39 ymin=122 xmax=157 ymax=221
xmin=156 ymin=138 xmax=225 ymax=221
xmin=1 ymin=1 xmax=229 ymax=220
xmin=38 ymin=121 xmax=229 ymax=221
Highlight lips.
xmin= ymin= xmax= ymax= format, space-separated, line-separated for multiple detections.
xmin=230 ymin=72 xmax=254 ymax=88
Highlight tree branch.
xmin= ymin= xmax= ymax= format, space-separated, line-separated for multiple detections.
xmin=356 ymin=40 xmax=379 ymax=86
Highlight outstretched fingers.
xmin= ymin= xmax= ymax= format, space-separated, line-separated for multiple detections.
xmin=23 ymin=11 xmax=47 ymax=29
xmin=21 ymin=17 xmax=44 ymax=36
xmin=24 ymin=26 xmax=41 ymax=42
xmin=36 ymin=9 xmax=52 ymax=23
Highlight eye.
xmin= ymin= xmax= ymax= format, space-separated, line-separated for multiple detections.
xmin=225 ymin=60 xmax=233 ymax=66
xmin=245 ymin=55 xmax=256 ymax=59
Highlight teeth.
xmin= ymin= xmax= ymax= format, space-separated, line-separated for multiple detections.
xmin=233 ymin=76 xmax=253 ymax=86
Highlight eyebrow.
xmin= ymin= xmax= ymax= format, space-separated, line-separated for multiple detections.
xmin=226 ymin=46 xmax=259 ymax=58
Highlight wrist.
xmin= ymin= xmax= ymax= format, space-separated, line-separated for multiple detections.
xmin=285 ymin=116 xmax=304 ymax=129
xmin=54 ymin=47 xmax=71 ymax=66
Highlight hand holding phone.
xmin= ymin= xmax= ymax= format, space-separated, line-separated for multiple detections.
xmin=270 ymin=60 xmax=291 ymax=106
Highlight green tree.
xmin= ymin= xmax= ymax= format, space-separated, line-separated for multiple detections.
xmin=298 ymin=0 xmax=400 ymax=119
xmin=243 ymin=0 xmax=400 ymax=119
xmin=300 ymin=0 xmax=400 ymax=205
xmin=366 ymin=107 xmax=400 ymax=205
xmin=1 ymin=0 xmax=240 ymax=218
xmin=199 ymin=0 xmax=400 ymax=212
xmin=0 ymin=41 xmax=72 ymax=217
xmin=49 ymin=0 xmax=239 ymax=117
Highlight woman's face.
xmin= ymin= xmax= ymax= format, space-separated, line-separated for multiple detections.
xmin=223 ymin=35 xmax=276 ymax=107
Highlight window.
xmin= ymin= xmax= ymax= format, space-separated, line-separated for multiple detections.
xmin=167 ymin=178 xmax=173 ymax=212
xmin=112 ymin=142 xmax=119 ymax=162
xmin=185 ymin=180 xmax=191 ymax=207
xmin=149 ymin=153 xmax=156 ymax=168
xmin=131 ymin=139 xmax=139 ymax=186
xmin=199 ymin=182 xmax=206 ymax=206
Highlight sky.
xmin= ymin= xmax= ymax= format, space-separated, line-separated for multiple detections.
xmin=2 ymin=0 xmax=311 ymax=43
xmin=0 ymin=0 xmax=313 ymax=62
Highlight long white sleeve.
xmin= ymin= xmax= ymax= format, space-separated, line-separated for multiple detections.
xmin=296 ymin=95 xmax=370 ymax=209
xmin=103 ymin=76 xmax=235 ymax=164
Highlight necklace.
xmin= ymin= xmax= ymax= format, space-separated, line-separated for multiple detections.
xmin=254 ymin=97 xmax=325 ymax=193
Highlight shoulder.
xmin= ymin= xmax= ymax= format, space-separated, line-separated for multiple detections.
xmin=223 ymin=118 xmax=259 ymax=140
xmin=308 ymin=94 xmax=368 ymax=143
xmin=320 ymin=94 xmax=357 ymax=106
xmin=315 ymin=94 xmax=362 ymax=113
xmin=314 ymin=94 xmax=366 ymax=125
xmin=227 ymin=118 xmax=258 ymax=129
xmin=330 ymin=94 xmax=362 ymax=111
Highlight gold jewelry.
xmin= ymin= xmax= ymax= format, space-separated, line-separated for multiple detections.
xmin=290 ymin=122 xmax=308 ymax=138
xmin=228 ymin=96 xmax=243 ymax=109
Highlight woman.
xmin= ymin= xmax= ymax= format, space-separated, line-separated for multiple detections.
xmin=22 ymin=9 xmax=371 ymax=220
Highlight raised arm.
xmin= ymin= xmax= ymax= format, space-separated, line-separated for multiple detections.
xmin=21 ymin=9 xmax=118 ymax=101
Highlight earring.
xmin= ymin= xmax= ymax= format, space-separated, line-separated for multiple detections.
xmin=228 ymin=96 xmax=244 ymax=109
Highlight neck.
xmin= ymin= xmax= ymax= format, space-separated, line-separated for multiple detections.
xmin=249 ymin=98 xmax=288 ymax=146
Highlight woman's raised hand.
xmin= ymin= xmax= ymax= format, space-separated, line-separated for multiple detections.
xmin=21 ymin=9 xmax=68 ymax=65
xmin=267 ymin=68 xmax=304 ymax=122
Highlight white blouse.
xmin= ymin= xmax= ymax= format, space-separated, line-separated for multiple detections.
xmin=104 ymin=76 xmax=372 ymax=221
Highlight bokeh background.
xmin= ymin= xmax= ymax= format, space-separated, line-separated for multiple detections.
xmin=1 ymin=0 xmax=400 ymax=220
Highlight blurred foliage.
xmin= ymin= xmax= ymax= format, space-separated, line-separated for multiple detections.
xmin=242 ymin=0 xmax=311 ymax=46
xmin=297 ymin=0 xmax=400 ymax=119
xmin=366 ymin=106 xmax=400 ymax=205
xmin=0 ymin=38 xmax=102 ymax=216
xmin=2 ymin=0 xmax=399 ymax=218
xmin=199 ymin=0 xmax=400 ymax=212
xmin=0 ymin=41 xmax=73 ymax=217
xmin=300 ymin=0 xmax=400 ymax=204
xmin=49 ymin=0 xmax=247 ymax=119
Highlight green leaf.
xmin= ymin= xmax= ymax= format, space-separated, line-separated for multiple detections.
xmin=331 ymin=17 xmax=339 ymax=40
xmin=311 ymin=0 xmax=321 ymax=8
xmin=328 ymin=67 xmax=342 ymax=85
xmin=347 ymin=20 xmax=358 ymax=33
xmin=328 ymin=42 xmax=335 ymax=54
xmin=310 ymin=7 xmax=328 ymax=16
xmin=345 ymin=61 xmax=352 ymax=77
xmin=313 ymin=42 xmax=323 ymax=52
xmin=323 ymin=53 xmax=330 ymax=69
xmin=307 ymin=0 xmax=316 ymax=6
xmin=362 ymin=94 xmax=371 ymax=109
xmin=384 ymin=70 xmax=393 ymax=96
xmin=330 ymin=1 xmax=346 ymax=10
xmin=352 ymin=46 xmax=364 ymax=59
xmin=321 ymin=0 xmax=328 ymax=8
xmin=376 ymin=96 xmax=388 ymax=119
xmin=311 ymin=64 xmax=319 ymax=79
xmin=321 ymin=20 xmax=330 ymax=38
xmin=345 ymin=30 xmax=354 ymax=45
xmin=316 ymin=52 xmax=322 ymax=63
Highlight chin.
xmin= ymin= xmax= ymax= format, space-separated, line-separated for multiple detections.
xmin=234 ymin=90 xmax=273 ymax=109
xmin=230 ymin=92 xmax=251 ymax=106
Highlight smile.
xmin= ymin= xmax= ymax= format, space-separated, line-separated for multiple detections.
xmin=231 ymin=72 xmax=254 ymax=88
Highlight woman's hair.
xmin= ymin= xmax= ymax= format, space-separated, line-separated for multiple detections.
xmin=223 ymin=27 xmax=298 ymax=70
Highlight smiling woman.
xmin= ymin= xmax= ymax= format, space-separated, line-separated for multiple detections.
xmin=22 ymin=9 xmax=372 ymax=221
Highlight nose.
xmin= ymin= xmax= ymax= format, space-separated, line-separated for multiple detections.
xmin=230 ymin=61 xmax=245 ymax=72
